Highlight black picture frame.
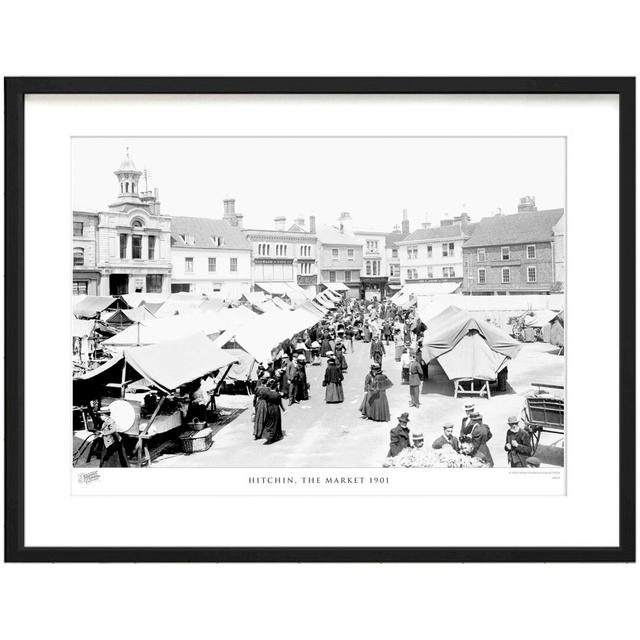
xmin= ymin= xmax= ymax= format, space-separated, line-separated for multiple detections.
xmin=4 ymin=77 xmax=636 ymax=563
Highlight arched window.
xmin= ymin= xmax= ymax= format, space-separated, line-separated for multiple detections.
xmin=73 ymin=247 xmax=84 ymax=266
xmin=132 ymin=219 xmax=144 ymax=229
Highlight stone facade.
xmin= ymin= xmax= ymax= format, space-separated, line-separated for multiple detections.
xmin=72 ymin=212 xmax=100 ymax=295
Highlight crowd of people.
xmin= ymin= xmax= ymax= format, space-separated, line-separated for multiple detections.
xmin=249 ymin=293 xmax=540 ymax=468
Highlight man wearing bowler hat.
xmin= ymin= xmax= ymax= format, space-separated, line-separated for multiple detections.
xmin=388 ymin=412 xmax=412 ymax=457
xmin=504 ymin=415 xmax=533 ymax=467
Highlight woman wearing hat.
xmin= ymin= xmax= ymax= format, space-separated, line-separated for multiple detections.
xmin=290 ymin=355 xmax=309 ymax=404
xmin=334 ymin=337 xmax=348 ymax=372
xmin=468 ymin=412 xmax=494 ymax=467
xmin=253 ymin=373 xmax=270 ymax=440
xmin=320 ymin=332 xmax=333 ymax=358
xmin=364 ymin=364 xmax=393 ymax=422
xmin=262 ymin=378 xmax=285 ymax=445
xmin=322 ymin=356 xmax=344 ymax=404
xmin=359 ymin=363 xmax=377 ymax=417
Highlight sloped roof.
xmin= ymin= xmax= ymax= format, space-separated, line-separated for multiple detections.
xmin=171 ymin=217 xmax=251 ymax=250
xmin=315 ymin=224 xmax=361 ymax=246
xmin=463 ymin=209 xmax=564 ymax=248
xmin=400 ymin=222 xmax=476 ymax=243
xmin=385 ymin=230 xmax=408 ymax=248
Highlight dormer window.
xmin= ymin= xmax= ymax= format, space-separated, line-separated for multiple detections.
xmin=184 ymin=234 xmax=195 ymax=246
xmin=210 ymin=236 xmax=223 ymax=247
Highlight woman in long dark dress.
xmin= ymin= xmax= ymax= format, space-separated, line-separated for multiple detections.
xmin=365 ymin=368 xmax=393 ymax=422
xmin=291 ymin=355 xmax=309 ymax=402
xmin=323 ymin=357 xmax=344 ymax=403
xmin=359 ymin=364 xmax=377 ymax=417
xmin=253 ymin=376 xmax=270 ymax=439
xmin=320 ymin=334 xmax=333 ymax=357
xmin=334 ymin=339 xmax=348 ymax=372
xmin=263 ymin=379 xmax=285 ymax=445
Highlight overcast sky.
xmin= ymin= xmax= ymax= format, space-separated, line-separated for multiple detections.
xmin=72 ymin=137 xmax=565 ymax=231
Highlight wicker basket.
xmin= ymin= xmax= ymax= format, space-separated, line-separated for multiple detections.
xmin=188 ymin=418 xmax=208 ymax=432
xmin=179 ymin=427 xmax=213 ymax=453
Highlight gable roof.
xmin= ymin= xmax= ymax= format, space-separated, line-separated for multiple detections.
xmin=171 ymin=217 xmax=251 ymax=250
xmin=315 ymin=224 xmax=360 ymax=246
xmin=399 ymin=222 xmax=476 ymax=244
xmin=463 ymin=209 xmax=564 ymax=248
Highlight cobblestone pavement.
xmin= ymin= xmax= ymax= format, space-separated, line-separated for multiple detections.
xmin=154 ymin=339 xmax=564 ymax=468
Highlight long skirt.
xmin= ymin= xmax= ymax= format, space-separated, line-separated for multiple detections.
xmin=473 ymin=444 xmax=494 ymax=467
xmin=395 ymin=345 xmax=403 ymax=361
xmin=263 ymin=404 xmax=283 ymax=443
xmin=253 ymin=398 xmax=268 ymax=438
xmin=365 ymin=390 xmax=390 ymax=422
xmin=359 ymin=392 xmax=371 ymax=415
xmin=325 ymin=382 xmax=344 ymax=403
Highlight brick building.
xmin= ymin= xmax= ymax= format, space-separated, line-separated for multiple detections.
xmin=72 ymin=213 xmax=100 ymax=295
xmin=462 ymin=207 xmax=565 ymax=295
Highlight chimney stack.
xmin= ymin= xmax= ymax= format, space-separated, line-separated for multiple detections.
xmin=309 ymin=215 xmax=316 ymax=234
xmin=224 ymin=199 xmax=236 ymax=215
xmin=401 ymin=208 xmax=410 ymax=236
xmin=274 ymin=216 xmax=286 ymax=231
xmin=294 ymin=217 xmax=305 ymax=230
xmin=234 ymin=214 xmax=243 ymax=228
xmin=517 ymin=196 xmax=537 ymax=212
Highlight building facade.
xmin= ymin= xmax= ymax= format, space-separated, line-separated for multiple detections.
xmin=462 ymin=207 xmax=565 ymax=295
xmin=385 ymin=209 xmax=412 ymax=295
xmin=316 ymin=213 xmax=363 ymax=298
xmin=396 ymin=213 xmax=474 ymax=286
xmin=170 ymin=206 xmax=252 ymax=295
xmin=243 ymin=213 xmax=318 ymax=293
xmin=73 ymin=151 xmax=173 ymax=297
xmin=72 ymin=212 xmax=100 ymax=295
xmin=354 ymin=228 xmax=389 ymax=300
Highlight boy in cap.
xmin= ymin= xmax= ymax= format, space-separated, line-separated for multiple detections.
xmin=388 ymin=413 xmax=411 ymax=457
xmin=432 ymin=423 xmax=460 ymax=452
xmin=412 ymin=431 xmax=425 ymax=449
xmin=504 ymin=416 xmax=533 ymax=467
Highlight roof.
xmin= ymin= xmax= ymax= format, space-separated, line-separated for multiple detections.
xmin=385 ymin=230 xmax=408 ymax=248
xmin=463 ymin=209 xmax=564 ymax=248
xmin=171 ymin=217 xmax=251 ymax=250
xmin=315 ymin=224 xmax=361 ymax=246
xmin=73 ymin=296 xmax=129 ymax=318
xmin=399 ymin=222 xmax=476 ymax=244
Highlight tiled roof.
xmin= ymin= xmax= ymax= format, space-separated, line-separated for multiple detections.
xmin=400 ymin=222 xmax=476 ymax=243
xmin=463 ymin=209 xmax=564 ymax=248
xmin=385 ymin=230 xmax=409 ymax=248
xmin=171 ymin=217 xmax=251 ymax=250
xmin=315 ymin=224 xmax=361 ymax=246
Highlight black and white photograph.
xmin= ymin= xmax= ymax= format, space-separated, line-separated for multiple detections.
xmin=71 ymin=136 xmax=566 ymax=474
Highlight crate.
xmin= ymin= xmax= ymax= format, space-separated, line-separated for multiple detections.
xmin=179 ymin=427 xmax=213 ymax=453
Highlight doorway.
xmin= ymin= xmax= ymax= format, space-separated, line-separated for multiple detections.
xmin=109 ymin=274 xmax=129 ymax=295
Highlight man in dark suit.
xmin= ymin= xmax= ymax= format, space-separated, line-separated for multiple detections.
xmin=432 ymin=423 xmax=460 ymax=452
xmin=388 ymin=413 xmax=412 ymax=457
xmin=469 ymin=413 xmax=494 ymax=467
xmin=408 ymin=354 xmax=423 ymax=407
xmin=370 ymin=335 xmax=386 ymax=365
xmin=459 ymin=404 xmax=475 ymax=442
xmin=504 ymin=415 xmax=533 ymax=467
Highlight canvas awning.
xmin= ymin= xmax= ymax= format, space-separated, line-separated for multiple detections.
xmin=437 ymin=333 xmax=510 ymax=381
xmin=123 ymin=333 xmax=238 ymax=392
xmin=105 ymin=307 xmax=156 ymax=325
xmin=324 ymin=282 xmax=349 ymax=293
xmin=422 ymin=306 xmax=521 ymax=377
xmin=271 ymin=297 xmax=294 ymax=311
xmin=72 ymin=317 xmax=95 ymax=338
xmin=255 ymin=282 xmax=293 ymax=295
xmin=525 ymin=309 xmax=561 ymax=328
xmin=322 ymin=288 xmax=342 ymax=301
xmin=73 ymin=296 xmax=129 ymax=318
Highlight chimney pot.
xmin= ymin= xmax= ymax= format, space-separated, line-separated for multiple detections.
xmin=309 ymin=215 xmax=316 ymax=234
xmin=274 ymin=216 xmax=286 ymax=231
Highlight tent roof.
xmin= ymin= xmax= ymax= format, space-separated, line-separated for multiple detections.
xmin=314 ymin=292 xmax=336 ymax=309
xmin=105 ymin=307 xmax=156 ymax=325
xmin=525 ymin=309 xmax=561 ymax=328
xmin=124 ymin=333 xmax=238 ymax=392
xmin=73 ymin=296 xmax=128 ymax=318
xmin=72 ymin=317 xmax=95 ymax=337
xmin=272 ymin=297 xmax=294 ymax=311
xmin=154 ymin=298 xmax=204 ymax=318
xmin=255 ymin=282 xmax=293 ymax=295
xmin=102 ymin=310 xmax=238 ymax=347
xmin=322 ymin=288 xmax=342 ymax=301
xmin=422 ymin=306 xmax=522 ymax=366
xmin=121 ymin=293 xmax=167 ymax=308
xmin=399 ymin=282 xmax=461 ymax=296
xmin=417 ymin=293 xmax=564 ymax=314
xmin=199 ymin=299 xmax=225 ymax=313
xmin=437 ymin=333 xmax=510 ymax=381
xmin=324 ymin=282 xmax=349 ymax=293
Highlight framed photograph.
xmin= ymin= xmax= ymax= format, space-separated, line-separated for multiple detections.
xmin=5 ymin=77 xmax=635 ymax=562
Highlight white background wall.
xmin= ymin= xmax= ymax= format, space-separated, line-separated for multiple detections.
xmin=1 ymin=3 xmax=638 ymax=640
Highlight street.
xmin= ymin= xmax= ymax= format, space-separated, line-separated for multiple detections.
xmin=154 ymin=338 xmax=564 ymax=468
